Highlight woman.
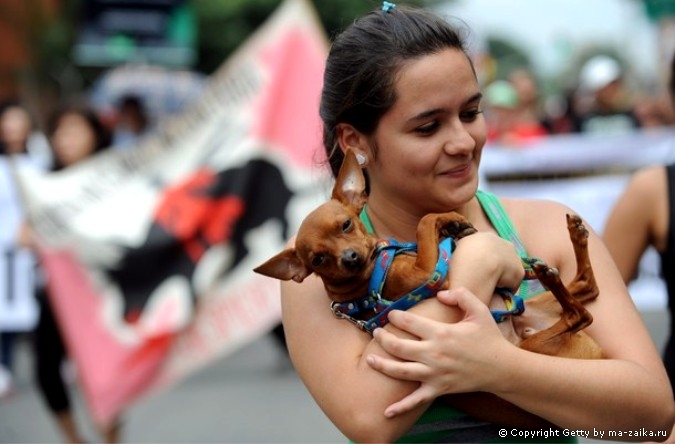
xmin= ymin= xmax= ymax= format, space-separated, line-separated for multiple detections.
xmin=21 ymin=104 xmax=119 ymax=443
xmin=0 ymin=101 xmax=48 ymax=398
xmin=0 ymin=101 xmax=51 ymax=167
xmin=280 ymin=4 xmax=674 ymax=443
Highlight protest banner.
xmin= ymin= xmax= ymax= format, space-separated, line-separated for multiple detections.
xmin=15 ymin=0 xmax=329 ymax=425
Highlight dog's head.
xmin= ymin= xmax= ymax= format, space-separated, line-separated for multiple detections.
xmin=253 ymin=149 xmax=377 ymax=302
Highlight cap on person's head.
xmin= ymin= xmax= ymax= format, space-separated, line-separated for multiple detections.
xmin=484 ymin=80 xmax=519 ymax=109
xmin=579 ymin=55 xmax=622 ymax=92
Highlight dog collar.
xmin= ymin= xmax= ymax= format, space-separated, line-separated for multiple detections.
xmin=331 ymin=237 xmax=454 ymax=333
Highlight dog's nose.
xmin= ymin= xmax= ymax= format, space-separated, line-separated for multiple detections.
xmin=341 ymin=249 xmax=363 ymax=271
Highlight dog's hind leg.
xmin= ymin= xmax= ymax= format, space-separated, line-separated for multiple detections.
xmin=565 ymin=214 xmax=599 ymax=304
xmin=519 ymin=262 xmax=596 ymax=357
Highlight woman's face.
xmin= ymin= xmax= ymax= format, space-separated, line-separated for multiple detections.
xmin=366 ymin=48 xmax=486 ymax=215
xmin=51 ymin=113 xmax=97 ymax=167
xmin=1 ymin=106 xmax=32 ymax=153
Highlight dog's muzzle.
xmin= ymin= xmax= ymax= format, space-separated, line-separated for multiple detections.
xmin=340 ymin=249 xmax=365 ymax=271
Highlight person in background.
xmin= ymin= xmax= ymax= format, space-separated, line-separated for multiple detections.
xmin=483 ymin=79 xmax=520 ymax=144
xmin=575 ymin=55 xmax=641 ymax=135
xmin=541 ymin=88 xmax=583 ymax=134
xmin=483 ymin=78 xmax=547 ymax=146
xmin=111 ymin=94 xmax=150 ymax=148
xmin=280 ymin=4 xmax=673 ymax=442
xmin=602 ymin=50 xmax=675 ymax=443
xmin=633 ymin=93 xmax=675 ymax=129
xmin=0 ymin=101 xmax=51 ymax=168
xmin=507 ymin=67 xmax=550 ymax=138
xmin=0 ymin=101 xmax=48 ymax=399
xmin=18 ymin=103 xmax=121 ymax=443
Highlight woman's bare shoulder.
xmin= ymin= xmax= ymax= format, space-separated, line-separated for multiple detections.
xmin=495 ymin=196 xmax=584 ymax=266
xmin=499 ymin=197 xmax=577 ymax=232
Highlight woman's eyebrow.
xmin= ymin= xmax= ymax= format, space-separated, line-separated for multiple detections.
xmin=406 ymin=92 xmax=484 ymax=123
xmin=406 ymin=108 xmax=443 ymax=123
xmin=466 ymin=92 xmax=483 ymax=105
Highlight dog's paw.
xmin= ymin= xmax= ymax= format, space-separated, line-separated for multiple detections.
xmin=566 ymin=214 xmax=589 ymax=245
xmin=440 ymin=221 xmax=477 ymax=240
xmin=532 ymin=262 xmax=563 ymax=289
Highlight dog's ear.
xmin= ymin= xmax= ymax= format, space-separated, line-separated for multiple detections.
xmin=332 ymin=149 xmax=367 ymax=212
xmin=253 ymin=249 xmax=312 ymax=283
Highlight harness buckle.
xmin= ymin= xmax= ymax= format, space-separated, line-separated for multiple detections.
xmin=331 ymin=302 xmax=370 ymax=331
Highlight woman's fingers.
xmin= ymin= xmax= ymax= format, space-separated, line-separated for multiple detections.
xmin=384 ymin=385 xmax=437 ymax=418
xmin=370 ymin=326 xmax=426 ymax=362
xmin=385 ymin=309 xmax=438 ymax=339
xmin=366 ymin=352 xmax=430 ymax=381
xmin=437 ymin=287 xmax=489 ymax=319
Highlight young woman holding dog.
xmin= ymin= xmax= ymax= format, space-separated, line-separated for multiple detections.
xmin=280 ymin=4 xmax=674 ymax=442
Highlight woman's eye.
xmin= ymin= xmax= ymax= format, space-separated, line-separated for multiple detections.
xmin=415 ymin=121 xmax=439 ymax=135
xmin=460 ymin=109 xmax=483 ymax=122
xmin=311 ymin=254 xmax=326 ymax=268
xmin=342 ymin=219 xmax=352 ymax=233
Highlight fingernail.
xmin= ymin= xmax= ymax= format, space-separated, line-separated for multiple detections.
xmin=366 ymin=355 xmax=375 ymax=365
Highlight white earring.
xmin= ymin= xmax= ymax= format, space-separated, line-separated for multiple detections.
xmin=356 ymin=153 xmax=367 ymax=166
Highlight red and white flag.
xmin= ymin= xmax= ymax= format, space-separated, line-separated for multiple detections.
xmin=16 ymin=0 xmax=329 ymax=425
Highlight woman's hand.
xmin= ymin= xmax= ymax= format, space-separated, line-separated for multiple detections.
xmin=16 ymin=221 xmax=36 ymax=249
xmin=366 ymin=287 xmax=512 ymax=418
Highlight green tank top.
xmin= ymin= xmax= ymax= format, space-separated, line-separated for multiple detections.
xmin=359 ymin=190 xmax=573 ymax=443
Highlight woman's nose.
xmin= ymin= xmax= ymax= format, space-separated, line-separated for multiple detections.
xmin=442 ymin=122 xmax=477 ymax=156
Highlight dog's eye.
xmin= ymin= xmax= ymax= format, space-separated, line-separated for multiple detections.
xmin=311 ymin=254 xmax=326 ymax=268
xmin=342 ymin=219 xmax=353 ymax=233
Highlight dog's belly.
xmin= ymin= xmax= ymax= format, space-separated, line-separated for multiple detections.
xmin=489 ymin=292 xmax=560 ymax=345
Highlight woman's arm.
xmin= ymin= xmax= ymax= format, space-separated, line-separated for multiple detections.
xmin=367 ymin=200 xmax=675 ymax=440
xmin=281 ymin=231 xmax=523 ymax=443
xmin=603 ymin=166 xmax=667 ymax=283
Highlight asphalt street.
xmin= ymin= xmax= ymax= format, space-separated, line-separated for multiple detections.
xmin=0 ymin=310 xmax=669 ymax=443
xmin=0 ymin=332 xmax=346 ymax=443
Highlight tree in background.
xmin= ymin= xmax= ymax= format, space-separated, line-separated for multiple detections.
xmin=0 ymin=0 xmax=440 ymax=121
xmin=195 ymin=0 xmax=438 ymax=74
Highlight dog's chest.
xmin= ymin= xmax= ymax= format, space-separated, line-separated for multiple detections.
xmin=379 ymin=255 xmax=450 ymax=301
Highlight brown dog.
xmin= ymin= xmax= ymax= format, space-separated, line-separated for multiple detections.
xmin=255 ymin=149 xmax=601 ymax=358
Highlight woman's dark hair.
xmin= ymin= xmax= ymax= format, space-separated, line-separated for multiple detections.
xmin=46 ymin=104 xmax=111 ymax=171
xmin=320 ymin=6 xmax=471 ymax=177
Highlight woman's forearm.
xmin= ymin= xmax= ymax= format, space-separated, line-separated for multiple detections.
xmin=490 ymin=346 xmax=674 ymax=438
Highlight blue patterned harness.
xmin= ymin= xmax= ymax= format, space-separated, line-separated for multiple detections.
xmin=331 ymin=237 xmax=526 ymax=334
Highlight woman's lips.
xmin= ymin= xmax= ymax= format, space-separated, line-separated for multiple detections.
xmin=440 ymin=162 xmax=472 ymax=178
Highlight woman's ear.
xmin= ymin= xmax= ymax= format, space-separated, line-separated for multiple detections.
xmin=336 ymin=123 xmax=369 ymax=165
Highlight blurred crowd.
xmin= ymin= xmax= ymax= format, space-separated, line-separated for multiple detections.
xmin=483 ymin=55 xmax=675 ymax=146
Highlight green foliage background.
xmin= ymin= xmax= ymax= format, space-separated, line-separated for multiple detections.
xmin=195 ymin=0 xmax=439 ymax=74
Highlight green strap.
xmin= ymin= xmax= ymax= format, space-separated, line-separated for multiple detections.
xmin=476 ymin=190 xmax=527 ymax=255
xmin=360 ymin=206 xmax=376 ymax=235
xmin=476 ymin=190 xmax=543 ymax=299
